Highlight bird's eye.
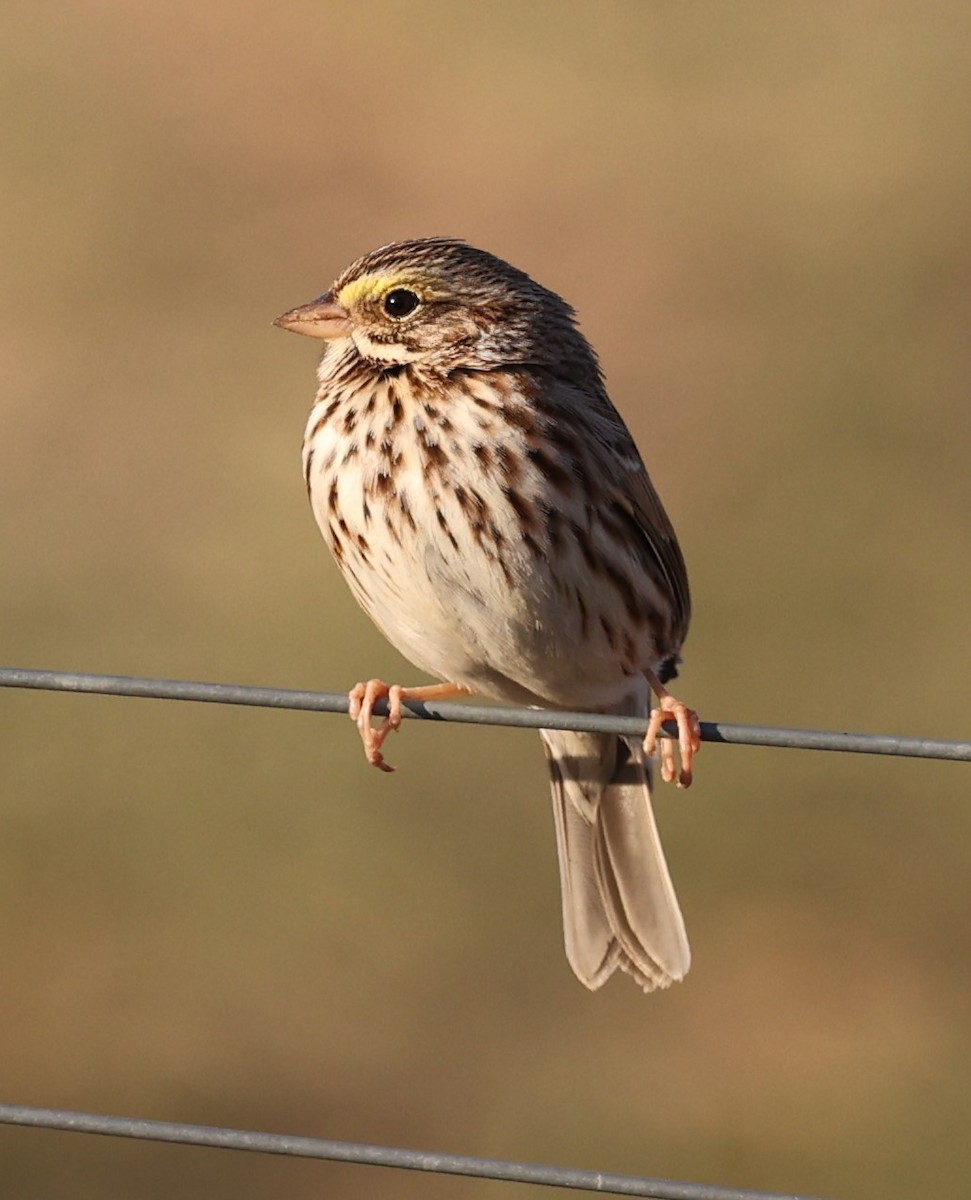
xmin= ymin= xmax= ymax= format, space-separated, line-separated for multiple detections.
xmin=383 ymin=288 xmax=421 ymax=319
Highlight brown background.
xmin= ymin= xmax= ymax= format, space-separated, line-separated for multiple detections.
xmin=1 ymin=3 xmax=969 ymax=1197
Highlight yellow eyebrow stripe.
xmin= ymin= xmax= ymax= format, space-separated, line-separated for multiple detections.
xmin=337 ymin=273 xmax=408 ymax=308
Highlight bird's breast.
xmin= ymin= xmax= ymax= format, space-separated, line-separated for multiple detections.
xmin=302 ymin=371 xmax=669 ymax=707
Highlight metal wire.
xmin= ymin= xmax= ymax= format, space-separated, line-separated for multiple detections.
xmin=0 ymin=1103 xmax=825 ymax=1200
xmin=5 ymin=665 xmax=949 ymax=1198
xmin=1 ymin=665 xmax=969 ymax=762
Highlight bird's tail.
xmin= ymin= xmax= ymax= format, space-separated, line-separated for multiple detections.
xmin=540 ymin=727 xmax=690 ymax=991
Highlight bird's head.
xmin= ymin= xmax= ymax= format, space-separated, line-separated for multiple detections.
xmin=274 ymin=237 xmax=594 ymax=376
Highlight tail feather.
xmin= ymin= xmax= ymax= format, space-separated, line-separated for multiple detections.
xmin=550 ymin=771 xmax=621 ymax=988
xmin=541 ymin=727 xmax=690 ymax=991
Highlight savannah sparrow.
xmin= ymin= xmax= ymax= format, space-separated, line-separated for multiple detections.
xmin=275 ymin=238 xmax=701 ymax=991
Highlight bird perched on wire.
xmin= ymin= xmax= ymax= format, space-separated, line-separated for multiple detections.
xmin=275 ymin=237 xmax=701 ymax=991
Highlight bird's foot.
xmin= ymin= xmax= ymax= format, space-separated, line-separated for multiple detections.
xmin=348 ymin=679 xmax=469 ymax=772
xmin=643 ymin=672 xmax=702 ymax=789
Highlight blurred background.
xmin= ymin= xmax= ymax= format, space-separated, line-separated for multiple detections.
xmin=1 ymin=2 xmax=969 ymax=1197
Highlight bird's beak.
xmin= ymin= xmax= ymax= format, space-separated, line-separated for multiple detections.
xmin=273 ymin=291 xmax=352 ymax=340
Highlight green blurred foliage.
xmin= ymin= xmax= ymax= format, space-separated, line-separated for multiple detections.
xmin=1 ymin=2 xmax=969 ymax=1197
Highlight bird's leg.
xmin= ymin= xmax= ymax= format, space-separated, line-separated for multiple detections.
xmin=643 ymin=669 xmax=702 ymax=789
xmin=348 ymin=679 xmax=470 ymax=773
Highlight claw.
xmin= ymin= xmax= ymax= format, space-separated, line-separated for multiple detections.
xmin=347 ymin=679 xmax=470 ymax=772
xmin=643 ymin=677 xmax=702 ymax=789
xmin=349 ymin=679 xmax=398 ymax=772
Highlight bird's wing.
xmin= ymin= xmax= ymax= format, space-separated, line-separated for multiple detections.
xmin=616 ymin=464 xmax=691 ymax=643
xmin=551 ymin=378 xmax=692 ymax=650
